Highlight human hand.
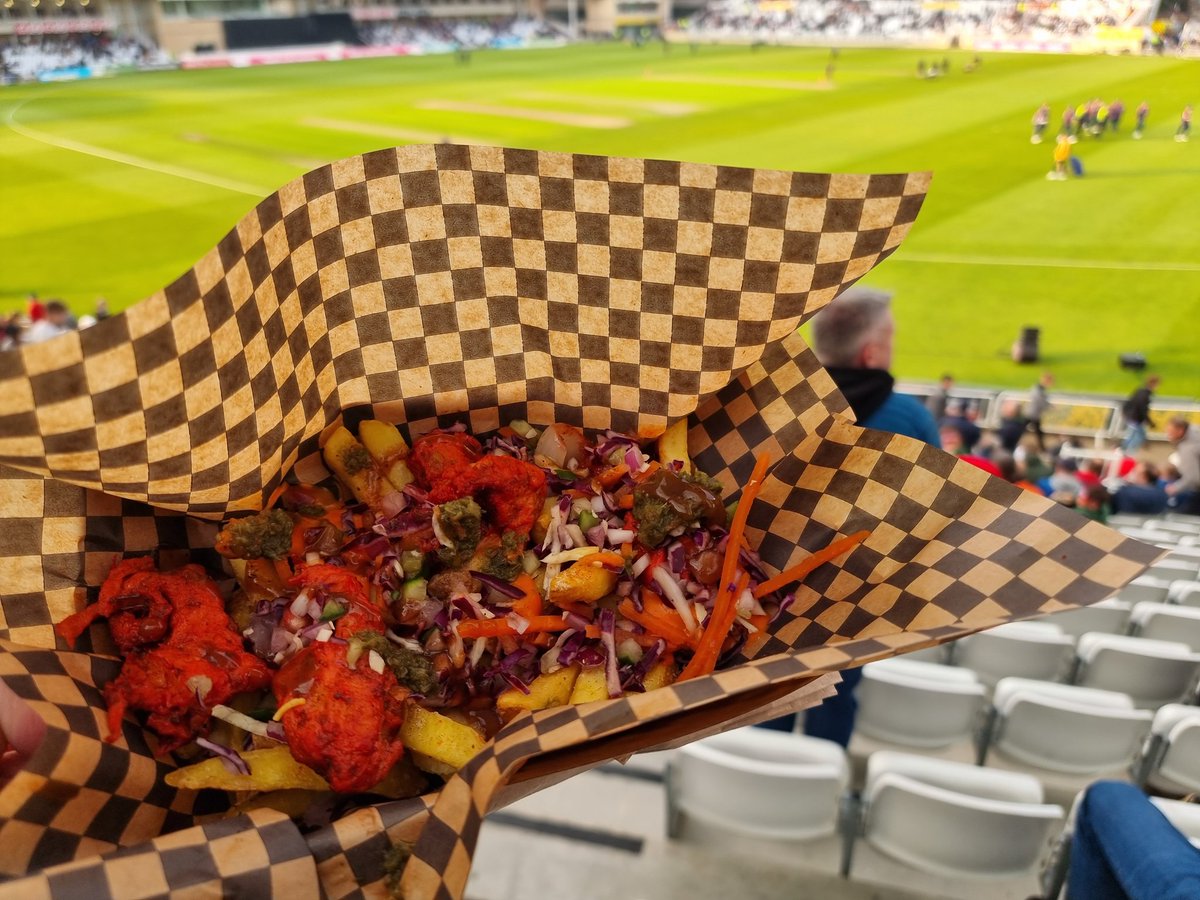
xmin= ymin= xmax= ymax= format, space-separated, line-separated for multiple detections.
xmin=0 ymin=679 xmax=45 ymax=789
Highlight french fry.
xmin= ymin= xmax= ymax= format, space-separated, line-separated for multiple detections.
xmin=656 ymin=419 xmax=693 ymax=474
xmin=569 ymin=666 xmax=609 ymax=704
xmin=322 ymin=425 xmax=390 ymax=506
xmin=401 ymin=703 xmax=487 ymax=771
xmin=165 ymin=746 xmax=329 ymax=792
xmin=358 ymin=419 xmax=415 ymax=491
xmin=548 ymin=564 xmax=619 ymax=605
xmin=642 ymin=660 xmax=676 ymax=691
xmin=496 ymin=665 xmax=579 ymax=713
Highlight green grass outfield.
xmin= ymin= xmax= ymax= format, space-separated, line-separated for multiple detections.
xmin=1 ymin=44 xmax=1197 ymax=397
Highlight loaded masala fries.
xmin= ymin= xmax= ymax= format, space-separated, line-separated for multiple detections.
xmin=56 ymin=419 xmax=865 ymax=808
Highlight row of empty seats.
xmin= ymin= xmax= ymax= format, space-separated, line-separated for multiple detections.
xmin=856 ymin=656 xmax=1200 ymax=792
xmin=667 ymin=726 xmax=1200 ymax=895
xmin=913 ymin=617 xmax=1200 ymax=707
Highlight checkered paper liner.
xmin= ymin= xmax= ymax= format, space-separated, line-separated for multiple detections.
xmin=0 ymin=146 xmax=1161 ymax=897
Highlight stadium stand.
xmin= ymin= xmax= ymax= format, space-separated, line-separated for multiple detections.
xmin=0 ymin=33 xmax=169 ymax=83
xmin=0 ymin=15 xmax=563 ymax=82
xmin=675 ymin=0 xmax=1158 ymax=48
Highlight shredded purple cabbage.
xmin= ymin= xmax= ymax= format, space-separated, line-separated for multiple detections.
xmin=469 ymin=571 xmax=524 ymax=599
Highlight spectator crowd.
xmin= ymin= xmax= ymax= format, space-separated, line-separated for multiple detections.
xmin=0 ymin=295 xmax=108 ymax=350
xmin=357 ymin=16 xmax=566 ymax=52
xmin=926 ymin=372 xmax=1200 ymax=521
xmin=676 ymin=0 xmax=1159 ymax=44
xmin=0 ymin=33 xmax=168 ymax=83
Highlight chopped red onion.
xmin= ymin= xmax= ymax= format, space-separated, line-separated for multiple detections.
xmin=288 ymin=592 xmax=310 ymax=617
xmin=607 ymin=528 xmax=635 ymax=545
xmin=622 ymin=638 xmax=665 ymax=691
xmin=616 ymin=581 xmax=634 ymax=598
xmin=380 ymin=490 xmax=409 ymax=517
xmin=693 ymin=530 xmax=711 ymax=550
xmin=666 ymin=543 xmax=686 ymax=575
xmin=196 ymin=737 xmax=251 ymax=776
xmin=586 ymin=524 xmax=608 ymax=547
xmin=264 ymin=721 xmax=288 ymax=743
xmin=590 ymin=495 xmax=607 ymax=515
xmin=770 ymin=592 xmax=797 ymax=623
xmin=624 ymin=446 xmax=645 ymax=474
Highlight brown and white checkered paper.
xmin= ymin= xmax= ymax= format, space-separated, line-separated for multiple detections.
xmin=0 ymin=146 xmax=1161 ymax=898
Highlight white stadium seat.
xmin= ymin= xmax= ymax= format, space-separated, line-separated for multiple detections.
xmin=1116 ymin=575 xmax=1173 ymax=606
xmin=1073 ymin=633 xmax=1200 ymax=708
xmin=1147 ymin=559 xmax=1200 ymax=582
xmin=1150 ymin=797 xmax=1200 ymax=850
xmin=855 ymin=658 xmax=986 ymax=749
xmin=853 ymin=751 xmax=1063 ymax=879
xmin=1169 ymin=580 xmax=1200 ymax=607
xmin=1129 ymin=602 xmax=1200 ymax=651
xmin=1138 ymin=704 xmax=1200 ymax=795
xmin=955 ymin=621 xmax=1074 ymax=688
xmin=1149 ymin=520 xmax=1200 ymax=539
xmin=981 ymin=678 xmax=1151 ymax=774
xmin=1042 ymin=598 xmax=1130 ymax=639
xmin=666 ymin=727 xmax=848 ymax=843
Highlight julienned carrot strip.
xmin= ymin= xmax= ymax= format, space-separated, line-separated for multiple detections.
xmin=596 ymin=463 xmax=629 ymax=489
xmin=509 ymin=573 xmax=544 ymax=619
xmin=456 ymin=615 xmax=568 ymax=639
xmin=752 ymin=530 xmax=871 ymax=599
xmin=618 ymin=594 xmax=696 ymax=648
xmin=677 ymin=452 xmax=770 ymax=682
xmin=713 ymin=453 xmax=770 ymax=625
xmin=679 ymin=571 xmax=749 ymax=681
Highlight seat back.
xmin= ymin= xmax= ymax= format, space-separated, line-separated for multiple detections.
xmin=668 ymin=728 xmax=848 ymax=841
xmin=1042 ymin=599 xmax=1130 ymax=639
xmin=1147 ymin=560 xmax=1200 ymax=582
xmin=956 ymin=622 xmax=1074 ymax=687
xmin=1117 ymin=576 xmax=1172 ymax=605
xmin=1130 ymin=602 xmax=1200 ymax=651
xmin=991 ymin=680 xmax=1151 ymax=773
xmin=1159 ymin=718 xmax=1200 ymax=794
xmin=861 ymin=759 xmax=1062 ymax=878
xmin=856 ymin=661 xmax=985 ymax=748
xmin=1170 ymin=580 xmax=1200 ymax=607
xmin=1075 ymin=633 xmax=1200 ymax=707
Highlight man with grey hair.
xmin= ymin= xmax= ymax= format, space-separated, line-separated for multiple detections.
xmin=810 ymin=286 xmax=941 ymax=448
xmin=761 ymin=286 xmax=939 ymax=747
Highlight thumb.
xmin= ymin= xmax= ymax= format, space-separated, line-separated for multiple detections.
xmin=0 ymin=678 xmax=46 ymax=787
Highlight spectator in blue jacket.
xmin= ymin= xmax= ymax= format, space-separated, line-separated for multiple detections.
xmin=757 ymin=285 xmax=940 ymax=746
xmin=810 ymin=286 xmax=941 ymax=447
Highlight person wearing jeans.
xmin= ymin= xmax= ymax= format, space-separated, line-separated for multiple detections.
xmin=1068 ymin=781 xmax=1200 ymax=900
